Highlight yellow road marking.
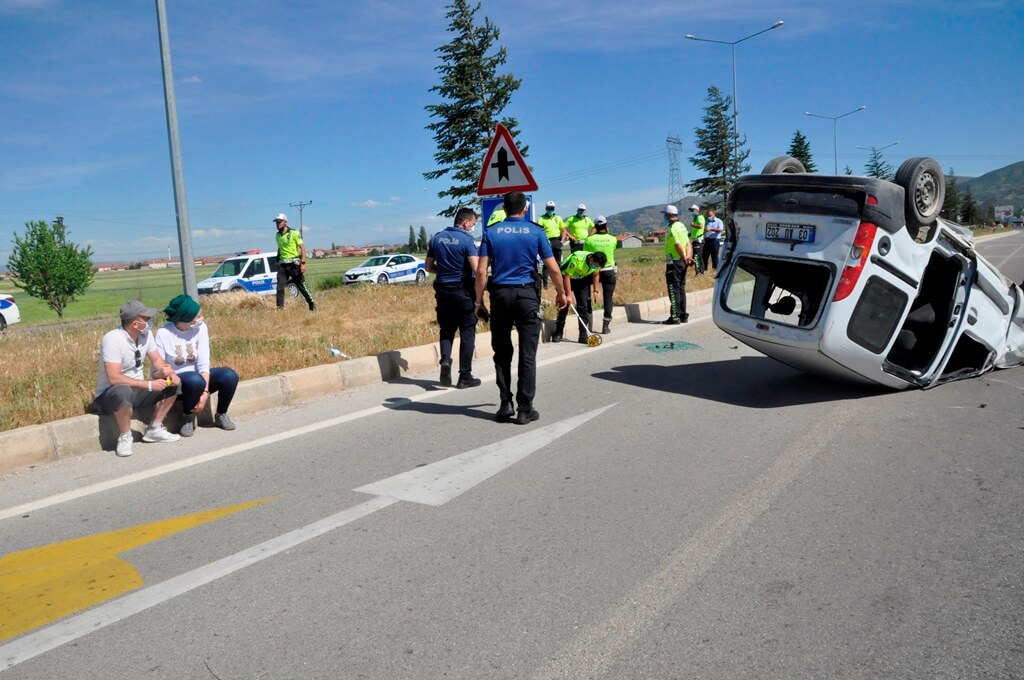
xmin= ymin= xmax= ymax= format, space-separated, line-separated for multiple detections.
xmin=0 ymin=498 xmax=270 ymax=641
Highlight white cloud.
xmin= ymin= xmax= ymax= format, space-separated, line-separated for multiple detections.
xmin=181 ymin=75 xmax=202 ymax=85
xmin=191 ymin=228 xmax=261 ymax=239
xmin=355 ymin=199 xmax=381 ymax=209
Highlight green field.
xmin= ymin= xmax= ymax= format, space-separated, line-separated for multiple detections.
xmin=0 ymin=246 xmax=674 ymax=327
xmin=0 ymin=255 xmax=371 ymax=326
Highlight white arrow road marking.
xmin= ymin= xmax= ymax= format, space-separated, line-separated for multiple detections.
xmin=355 ymin=405 xmax=613 ymax=506
xmin=1 ymin=406 xmax=613 ymax=672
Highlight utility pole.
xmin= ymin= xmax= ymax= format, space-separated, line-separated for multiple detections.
xmin=666 ymin=134 xmax=683 ymax=207
xmin=155 ymin=0 xmax=198 ymax=298
xmin=290 ymin=200 xmax=312 ymax=238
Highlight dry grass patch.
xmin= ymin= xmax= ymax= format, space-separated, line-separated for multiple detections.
xmin=0 ymin=260 xmax=719 ymax=432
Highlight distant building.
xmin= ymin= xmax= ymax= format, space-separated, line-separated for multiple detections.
xmin=618 ymin=233 xmax=643 ymax=249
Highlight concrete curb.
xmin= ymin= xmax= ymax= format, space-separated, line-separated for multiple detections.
xmin=0 ymin=287 xmax=715 ymax=475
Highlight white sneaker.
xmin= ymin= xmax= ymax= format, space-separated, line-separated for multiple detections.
xmin=115 ymin=432 xmax=134 ymax=457
xmin=142 ymin=425 xmax=180 ymax=443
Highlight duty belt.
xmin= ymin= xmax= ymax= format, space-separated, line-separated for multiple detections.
xmin=279 ymin=258 xmax=300 ymax=264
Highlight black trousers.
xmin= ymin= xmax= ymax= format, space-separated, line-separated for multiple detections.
xmin=555 ymin=277 xmax=592 ymax=339
xmin=276 ymin=263 xmax=315 ymax=309
xmin=665 ymin=260 xmax=688 ymax=320
xmin=598 ymin=269 xmax=617 ymax=321
xmin=569 ymin=240 xmax=585 ymax=253
xmin=702 ymin=238 xmax=720 ymax=271
xmin=489 ymin=286 xmax=541 ymax=410
xmin=541 ymin=238 xmax=562 ymax=287
xmin=434 ymin=285 xmax=476 ymax=378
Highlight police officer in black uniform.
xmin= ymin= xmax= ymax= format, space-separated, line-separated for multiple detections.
xmin=425 ymin=207 xmax=482 ymax=388
xmin=475 ymin=192 xmax=568 ymax=424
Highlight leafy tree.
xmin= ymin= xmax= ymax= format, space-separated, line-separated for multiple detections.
xmin=787 ymin=130 xmax=817 ymax=173
xmin=424 ymin=0 xmax=525 ymax=218
xmin=7 ymin=218 xmax=95 ymax=319
xmin=960 ymin=185 xmax=978 ymax=225
xmin=687 ymin=85 xmax=749 ymax=210
xmin=417 ymin=226 xmax=429 ymax=252
xmin=407 ymin=225 xmax=417 ymax=253
xmin=863 ymin=147 xmax=894 ymax=181
xmin=940 ymin=167 xmax=960 ymax=220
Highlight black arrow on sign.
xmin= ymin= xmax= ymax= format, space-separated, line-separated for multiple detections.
xmin=491 ymin=148 xmax=515 ymax=181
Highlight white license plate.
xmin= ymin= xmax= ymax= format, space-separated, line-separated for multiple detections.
xmin=765 ymin=222 xmax=815 ymax=243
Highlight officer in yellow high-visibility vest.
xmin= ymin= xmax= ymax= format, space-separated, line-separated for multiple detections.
xmin=537 ymin=201 xmax=568 ymax=288
xmin=583 ymin=216 xmax=618 ymax=334
xmin=564 ymin=203 xmax=595 ymax=253
xmin=551 ymin=250 xmax=606 ymax=344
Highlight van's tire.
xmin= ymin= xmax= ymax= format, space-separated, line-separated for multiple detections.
xmin=761 ymin=156 xmax=806 ymax=174
xmin=376 ymin=273 xmax=389 ymax=285
xmin=0 ymin=315 xmax=6 ymax=332
xmin=895 ymin=157 xmax=944 ymax=231
xmin=287 ymin=283 xmax=299 ymax=298
xmin=415 ymin=269 xmax=427 ymax=284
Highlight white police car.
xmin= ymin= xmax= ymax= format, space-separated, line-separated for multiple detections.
xmin=197 ymin=251 xmax=279 ymax=296
xmin=0 ymin=293 xmax=21 ymax=331
xmin=344 ymin=254 xmax=428 ymax=285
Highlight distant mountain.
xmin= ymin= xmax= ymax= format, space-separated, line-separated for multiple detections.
xmin=604 ymin=162 xmax=1024 ymax=232
xmin=961 ymin=161 xmax=1024 ymax=207
xmin=606 ymin=195 xmax=708 ymax=234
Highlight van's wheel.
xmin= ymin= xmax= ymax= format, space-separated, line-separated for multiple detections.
xmin=0 ymin=315 xmax=6 ymax=332
xmin=415 ymin=269 xmax=427 ymax=284
xmin=376 ymin=273 xmax=389 ymax=285
xmin=895 ymin=157 xmax=944 ymax=233
xmin=287 ymin=283 xmax=299 ymax=298
xmin=761 ymin=156 xmax=806 ymax=174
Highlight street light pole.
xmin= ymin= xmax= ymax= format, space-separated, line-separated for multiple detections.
xmin=290 ymin=200 xmax=312 ymax=239
xmin=804 ymin=106 xmax=866 ymax=174
xmin=686 ymin=20 xmax=784 ymax=170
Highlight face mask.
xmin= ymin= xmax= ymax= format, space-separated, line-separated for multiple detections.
xmin=577 ymin=211 xmax=585 ymax=217
xmin=663 ymin=215 xmax=671 ymax=225
xmin=190 ymin=317 xmax=205 ymax=329
xmin=546 ymin=209 xmax=554 ymax=215
xmin=135 ymin=319 xmax=150 ymax=333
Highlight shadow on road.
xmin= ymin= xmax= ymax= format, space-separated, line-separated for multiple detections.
xmin=594 ymin=355 xmax=886 ymax=407
xmin=383 ymin=396 xmax=498 ymax=421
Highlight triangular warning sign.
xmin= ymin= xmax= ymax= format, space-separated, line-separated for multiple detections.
xmin=477 ymin=123 xmax=538 ymax=196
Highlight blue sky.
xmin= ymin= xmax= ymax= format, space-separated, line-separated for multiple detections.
xmin=1 ymin=0 xmax=1021 ymax=263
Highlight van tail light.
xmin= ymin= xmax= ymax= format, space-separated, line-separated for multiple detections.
xmin=832 ymin=221 xmax=877 ymax=302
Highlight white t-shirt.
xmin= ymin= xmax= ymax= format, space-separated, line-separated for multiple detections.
xmin=95 ymin=328 xmax=156 ymax=397
xmin=153 ymin=323 xmax=211 ymax=376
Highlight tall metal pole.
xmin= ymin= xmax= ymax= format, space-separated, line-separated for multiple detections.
xmin=290 ymin=200 xmax=312 ymax=239
xmin=804 ymin=106 xmax=866 ymax=174
xmin=686 ymin=21 xmax=784 ymax=171
xmin=155 ymin=0 xmax=197 ymax=298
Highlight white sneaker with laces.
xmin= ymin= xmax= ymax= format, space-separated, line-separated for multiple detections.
xmin=115 ymin=432 xmax=134 ymax=457
xmin=142 ymin=425 xmax=180 ymax=443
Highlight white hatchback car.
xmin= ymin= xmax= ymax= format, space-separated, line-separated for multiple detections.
xmin=0 ymin=293 xmax=21 ymax=331
xmin=713 ymin=156 xmax=1024 ymax=389
xmin=344 ymin=254 xmax=427 ymax=285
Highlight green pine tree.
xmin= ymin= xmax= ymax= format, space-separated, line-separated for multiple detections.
xmin=863 ymin=147 xmax=894 ymax=180
xmin=407 ymin=225 xmax=417 ymax=253
xmin=787 ymin=130 xmax=817 ymax=173
xmin=7 ymin=218 xmax=95 ymax=319
xmin=417 ymin=226 xmax=429 ymax=252
xmin=424 ymin=0 xmax=525 ymax=218
xmin=940 ymin=167 xmax=960 ymax=221
xmin=687 ymin=85 xmax=750 ymax=209
xmin=960 ymin=185 xmax=978 ymax=225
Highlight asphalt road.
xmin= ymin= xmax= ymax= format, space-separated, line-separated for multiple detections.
xmin=2 ymin=232 xmax=1023 ymax=679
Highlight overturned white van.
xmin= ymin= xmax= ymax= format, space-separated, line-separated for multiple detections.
xmin=712 ymin=156 xmax=1024 ymax=389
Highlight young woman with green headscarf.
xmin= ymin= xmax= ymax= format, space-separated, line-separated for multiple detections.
xmin=153 ymin=294 xmax=239 ymax=436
